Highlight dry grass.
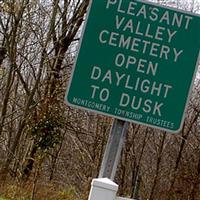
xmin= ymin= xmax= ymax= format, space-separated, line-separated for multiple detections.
xmin=0 ymin=179 xmax=86 ymax=200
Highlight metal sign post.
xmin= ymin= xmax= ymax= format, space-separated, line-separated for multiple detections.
xmin=99 ymin=119 xmax=129 ymax=180
xmin=87 ymin=118 xmax=130 ymax=200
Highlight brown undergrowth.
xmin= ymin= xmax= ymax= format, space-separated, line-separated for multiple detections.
xmin=0 ymin=178 xmax=85 ymax=200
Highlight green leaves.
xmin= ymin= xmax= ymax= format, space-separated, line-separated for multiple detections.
xmin=30 ymin=116 xmax=63 ymax=151
xmin=0 ymin=197 xmax=9 ymax=200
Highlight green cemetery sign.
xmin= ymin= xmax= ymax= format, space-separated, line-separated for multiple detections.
xmin=66 ymin=0 xmax=200 ymax=132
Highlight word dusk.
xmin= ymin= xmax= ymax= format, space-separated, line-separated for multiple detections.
xmin=66 ymin=0 xmax=200 ymax=133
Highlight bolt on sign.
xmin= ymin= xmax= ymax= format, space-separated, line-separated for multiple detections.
xmin=66 ymin=0 xmax=200 ymax=133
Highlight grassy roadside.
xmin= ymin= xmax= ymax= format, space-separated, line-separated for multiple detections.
xmin=0 ymin=181 xmax=86 ymax=200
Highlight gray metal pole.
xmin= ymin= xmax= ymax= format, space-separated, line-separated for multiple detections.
xmin=98 ymin=119 xmax=129 ymax=180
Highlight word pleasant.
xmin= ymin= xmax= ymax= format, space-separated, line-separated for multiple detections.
xmin=106 ymin=0 xmax=193 ymax=30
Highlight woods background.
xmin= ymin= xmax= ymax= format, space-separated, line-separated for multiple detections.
xmin=0 ymin=0 xmax=200 ymax=199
